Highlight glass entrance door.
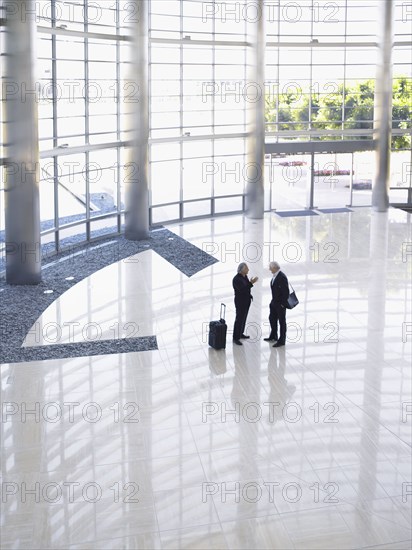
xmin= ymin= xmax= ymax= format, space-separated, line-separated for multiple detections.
xmin=313 ymin=153 xmax=352 ymax=208
xmin=268 ymin=154 xmax=312 ymax=210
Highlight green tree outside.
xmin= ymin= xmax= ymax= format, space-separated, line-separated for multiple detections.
xmin=265 ymin=77 xmax=411 ymax=149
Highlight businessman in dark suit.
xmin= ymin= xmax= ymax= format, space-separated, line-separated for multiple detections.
xmin=264 ymin=261 xmax=289 ymax=347
xmin=232 ymin=262 xmax=258 ymax=345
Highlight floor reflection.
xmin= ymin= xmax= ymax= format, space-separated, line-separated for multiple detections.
xmin=1 ymin=208 xmax=411 ymax=549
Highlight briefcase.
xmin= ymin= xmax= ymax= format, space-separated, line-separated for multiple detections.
xmin=286 ymin=283 xmax=299 ymax=309
xmin=208 ymin=303 xmax=227 ymax=350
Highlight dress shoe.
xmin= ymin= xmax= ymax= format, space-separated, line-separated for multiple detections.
xmin=233 ymin=339 xmax=243 ymax=346
xmin=272 ymin=342 xmax=285 ymax=347
xmin=240 ymin=334 xmax=250 ymax=339
xmin=264 ymin=337 xmax=275 ymax=342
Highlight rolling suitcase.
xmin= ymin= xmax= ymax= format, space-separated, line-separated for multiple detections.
xmin=208 ymin=303 xmax=227 ymax=350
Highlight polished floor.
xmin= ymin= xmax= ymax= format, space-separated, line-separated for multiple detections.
xmin=1 ymin=207 xmax=412 ymax=549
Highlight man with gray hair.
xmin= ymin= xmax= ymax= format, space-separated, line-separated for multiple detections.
xmin=232 ymin=262 xmax=258 ymax=345
xmin=264 ymin=261 xmax=289 ymax=347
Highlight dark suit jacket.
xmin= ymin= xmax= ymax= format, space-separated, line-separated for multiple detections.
xmin=232 ymin=273 xmax=253 ymax=303
xmin=270 ymin=271 xmax=289 ymax=307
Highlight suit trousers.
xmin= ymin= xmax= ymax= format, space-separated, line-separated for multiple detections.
xmin=269 ymin=301 xmax=287 ymax=343
xmin=233 ymin=298 xmax=251 ymax=340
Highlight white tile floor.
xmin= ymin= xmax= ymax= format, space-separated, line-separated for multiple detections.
xmin=1 ymin=207 xmax=412 ymax=549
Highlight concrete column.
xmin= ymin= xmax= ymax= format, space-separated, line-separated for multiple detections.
xmin=3 ymin=0 xmax=41 ymax=284
xmin=124 ymin=0 xmax=149 ymax=240
xmin=372 ymin=0 xmax=394 ymax=212
xmin=245 ymin=0 xmax=265 ymax=219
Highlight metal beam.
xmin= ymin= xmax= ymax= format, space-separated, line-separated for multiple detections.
xmin=265 ymin=140 xmax=377 ymax=155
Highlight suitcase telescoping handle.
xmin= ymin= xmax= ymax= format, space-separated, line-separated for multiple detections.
xmin=220 ymin=303 xmax=226 ymax=321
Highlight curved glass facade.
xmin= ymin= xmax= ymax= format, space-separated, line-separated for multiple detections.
xmin=0 ymin=0 xmax=411 ymax=258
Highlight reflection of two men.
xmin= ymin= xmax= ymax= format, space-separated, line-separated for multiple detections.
xmin=266 ymin=347 xmax=296 ymax=424
xmin=218 ymin=345 xmax=297 ymax=538
xmin=230 ymin=345 xmax=296 ymax=426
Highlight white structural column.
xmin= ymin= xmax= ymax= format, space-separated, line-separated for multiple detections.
xmin=3 ymin=0 xmax=41 ymax=284
xmin=245 ymin=0 xmax=265 ymax=219
xmin=372 ymin=0 xmax=394 ymax=212
xmin=124 ymin=0 xmax=150 ymax=240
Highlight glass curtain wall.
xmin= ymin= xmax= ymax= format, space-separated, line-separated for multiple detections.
xmin=0 ymin=0 xmax=411 ymax=261
xmin=1 ymin=1 xmax=135 ymax=258
xmin=149 ymin=0 xmax=250 ymax=224
xmin=265 ymin=0 xmax=411 ymax=210
xmin=35 ymin=0 xmax=134 ymax=254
